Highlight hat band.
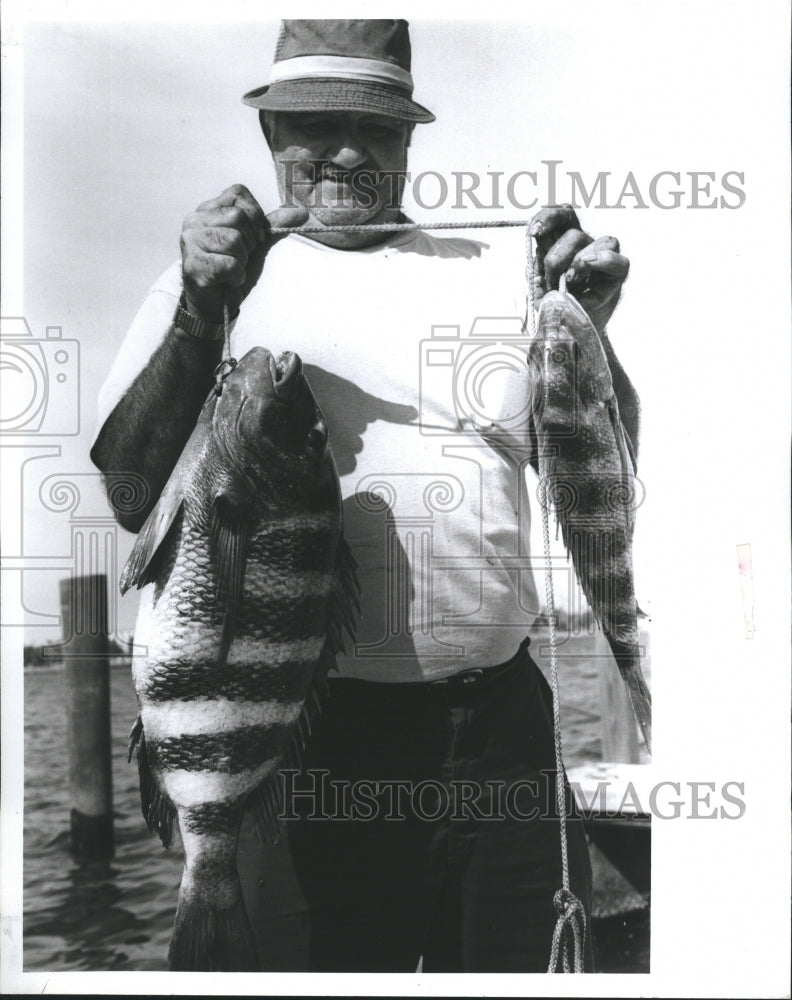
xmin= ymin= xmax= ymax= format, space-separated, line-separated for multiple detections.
xmin=269 ymin=55 xmax=414 ymax=93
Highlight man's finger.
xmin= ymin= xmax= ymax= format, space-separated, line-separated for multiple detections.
xmin=183 ymin=206 xmax=259 ymax=256
xmin=591 ymin=234 xmax=620 ymax=254
xmin=230 ymin=186 xmax=269 ymax=237
xmin=530 ymin=270 xmax=548 ymax=308
xmin=212 ymin=206 xmax=261 ymax=253
xmin=566 ymin=246 xmax=630 ymax=285
xmin=529 ymin=204 xmax=582 ymax=246
xmin=185 ymin=250 xmax=247 ymax=289
xmin=263 ymin=206 xmax=311 ymax=244
xmin=542 ymin=228 xmax=592 ymax=290
xmin=194 ymin=226 xmax=251 ymax=265
xmin=197 ymin=184 xmax=268 ymax=238
xmin=196 ymin=183 xmax=256 ymax=213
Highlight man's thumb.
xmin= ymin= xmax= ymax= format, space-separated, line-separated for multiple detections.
xmin=261 ymin=206 xmax=310 ymax=243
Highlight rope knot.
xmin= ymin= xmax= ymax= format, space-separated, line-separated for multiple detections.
xmin=548 ymin=888 xmax=587 ymax=974
xmin=213 ymin=357 xmax=237 ymax=395
xmin=553 ymin=887 xmax=580 ymax=917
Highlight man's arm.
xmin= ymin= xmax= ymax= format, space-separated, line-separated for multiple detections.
xmin=90 ymin=324 xmax=222 ymax=532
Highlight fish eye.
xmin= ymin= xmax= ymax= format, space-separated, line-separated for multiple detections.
xmin=306 ymin=424 xmax=328 ymax=456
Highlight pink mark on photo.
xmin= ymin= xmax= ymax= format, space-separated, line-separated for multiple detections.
xmin=736 ymin=542 xmax=755 ymax=639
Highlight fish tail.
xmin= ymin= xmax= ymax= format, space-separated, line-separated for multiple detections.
xmin=168 ymin=873 xmax=259 ymax=972
xmin=135 ymin=726 xmax=177 ymax=848
xmin=610 ymin=641 xmax=653 ymax=754
xmin=623 ymin=666 xmax=652 ymax=755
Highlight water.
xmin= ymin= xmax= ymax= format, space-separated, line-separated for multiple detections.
xmin=23 ymin=630 xmax=645 ymax=971
xmin=24 ymin=663 xmax=183 ymax=971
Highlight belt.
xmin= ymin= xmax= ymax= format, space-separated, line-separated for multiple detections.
xmin=328 ymin=638 xmax=532 ymax=700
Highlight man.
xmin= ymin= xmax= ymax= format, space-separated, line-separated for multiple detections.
xmin=92 ymin=20 xmax=636 ymax=972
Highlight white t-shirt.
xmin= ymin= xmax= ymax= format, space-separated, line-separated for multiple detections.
xmin=96 ymin=229 xmax=544 ymax=682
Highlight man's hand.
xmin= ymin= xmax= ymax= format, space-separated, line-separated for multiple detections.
xmin=529 ymin=204 xmax=630 ymax=334
xmin=180 ymin=184 xmax=308 ymax=323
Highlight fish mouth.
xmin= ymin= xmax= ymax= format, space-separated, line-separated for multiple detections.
xmin=539 ymin=288 xmax=591 ymax=326
xmin=269 ymin=351 xmax=303 ymax=401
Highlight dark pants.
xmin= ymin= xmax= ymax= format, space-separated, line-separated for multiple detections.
xmin=284 ymin=638 xmax=593 ymax=972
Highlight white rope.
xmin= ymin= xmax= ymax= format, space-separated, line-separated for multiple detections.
xmin=528 ymin=233 xmax=587 ymax=974
xmin=540 ymin=476 xmax=587 ymax=973
xmin=524 ymin=226 xmax=537 ymax=338
xmin=213 ymin=302 xmax=237 ymax=394
xmin=270 ymin=219 xmax=533 ymax=235
xmin=223 ymin=302 xmax=233 ymax=362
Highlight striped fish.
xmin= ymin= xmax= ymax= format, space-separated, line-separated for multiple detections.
xmin=529 ymin=289 xmax=652 ymax=752
xmin=120 ymin=346 xmax=359 ymax=971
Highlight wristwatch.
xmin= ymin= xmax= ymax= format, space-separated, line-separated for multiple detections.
xmin=174 ymin=293 xmax=225 ymax=342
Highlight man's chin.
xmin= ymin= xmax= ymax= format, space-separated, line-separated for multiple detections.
xmin=307 ymin=204 xmax=387 ymax=228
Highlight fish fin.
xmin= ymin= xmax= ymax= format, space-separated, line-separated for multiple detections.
xmin=246 ymin=656 xmax=334 ymax=847
xmin=527 ymin=412 xmax=540 ymax=476
xmin=607 ymin=636 xmax=652 ymax=754
xmin=119 ymin=485 xmax=184 ymax=594
xmin=304 ymin=642 xmax=337 ymax=731
xmin=557 ymin=523 xmax=602 ymax=627
xmin=327 ymin=536 xmax=360 ymax=655
xmin=246 ymin=772 xmax=286 ymax=846
xmin=127 ymin=714 xmax=143 ymax=764
xmin=637 ymin=603 xmax=650 ymax=620
xmin=168 ymin=874 xmax=259 ymax=971
xmin=623 ymin=427 xmax=639 ymax=475
xmin=607 ymin=396 xmax=638 ymax=478
xmin=208 ymin=496 xmax=250 ymax=666
xmin=119 ymin=396 xmax=219 ymax=595
xmin=135 ymin=726 xmax=177 ymax=848
xmin=557 ymin=524 xmax=639 ymax=654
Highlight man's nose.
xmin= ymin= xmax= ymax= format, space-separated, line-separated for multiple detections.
xmin=328 ymin=141 xmax=367 ymax=170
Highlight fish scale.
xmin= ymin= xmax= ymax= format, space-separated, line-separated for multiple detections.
xmin=120 ymin=346 xmax=359 ymax=971
xmin=140 ymin=658 xmax=322 ymax=703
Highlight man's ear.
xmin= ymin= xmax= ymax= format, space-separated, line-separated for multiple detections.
xmin=258 ymin=110 xmax=277 ymax=148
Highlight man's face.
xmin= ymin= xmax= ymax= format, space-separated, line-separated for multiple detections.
xmin=266 ymin=112 xmax=411 ymax=230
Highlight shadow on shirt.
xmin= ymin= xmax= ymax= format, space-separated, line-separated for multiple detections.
xmin=303 ymin=364 xmax=418 ymax=478
xmin=299 ymin=364 xmax=423 ymax=676
xmin=341 ymin=490 xmax=424 ymax=680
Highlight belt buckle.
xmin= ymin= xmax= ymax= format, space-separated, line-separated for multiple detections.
xmin=429 ymin=666 xmax=485 ymax=691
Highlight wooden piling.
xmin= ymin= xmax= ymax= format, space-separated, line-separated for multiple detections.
xmin=60 ymin=574 xmax=114 ymax=858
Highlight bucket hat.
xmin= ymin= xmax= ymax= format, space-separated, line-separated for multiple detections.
xmin=242 ymin=20 xmax=435 ymax=123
